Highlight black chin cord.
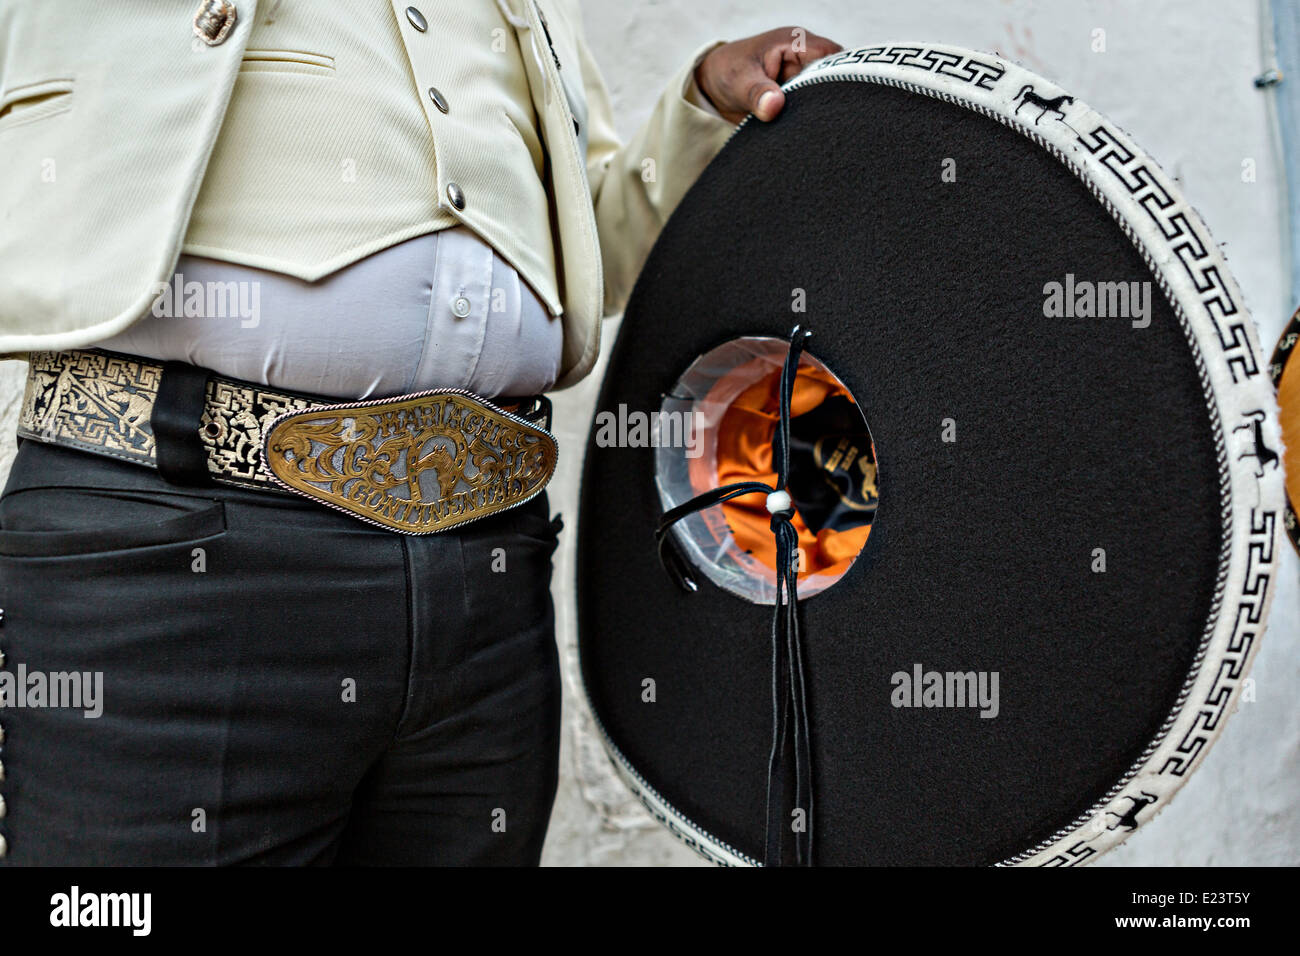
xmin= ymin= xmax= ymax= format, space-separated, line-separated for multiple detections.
xmin=654 ymin=325 xmax=814 ymax=867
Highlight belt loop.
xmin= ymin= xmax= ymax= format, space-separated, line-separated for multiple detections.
xmin=152 ymin=361 xmax=213 ymax=487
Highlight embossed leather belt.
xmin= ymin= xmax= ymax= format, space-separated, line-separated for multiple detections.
xmin=17 ymin=349 xmax=558 ymax=534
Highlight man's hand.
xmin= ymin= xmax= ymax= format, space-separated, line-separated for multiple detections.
xmin=695 ymin=27 xmax=844 ymax=125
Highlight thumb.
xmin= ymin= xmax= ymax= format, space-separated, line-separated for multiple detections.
xmin=750 ymin=79 xmax=786 ymax=122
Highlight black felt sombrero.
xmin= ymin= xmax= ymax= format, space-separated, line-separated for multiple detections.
xmin=577 ymin=45 xmax=1284 ymax=866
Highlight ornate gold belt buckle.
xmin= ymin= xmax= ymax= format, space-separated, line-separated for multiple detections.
xmin=259 ymin=390 xmax=558 ymax=534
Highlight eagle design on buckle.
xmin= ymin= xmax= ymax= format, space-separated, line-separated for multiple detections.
xmin=259 ymin=392 xmax=558 ymax=534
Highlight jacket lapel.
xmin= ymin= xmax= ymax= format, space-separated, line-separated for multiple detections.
xmin=517 ymin=0 xmax=603 ymax=384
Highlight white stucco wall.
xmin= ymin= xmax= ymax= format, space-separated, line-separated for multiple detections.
xmin=0 ymin=0 xmax=1293 ymax=867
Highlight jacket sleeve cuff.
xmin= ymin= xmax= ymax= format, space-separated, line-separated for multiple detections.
xmin=681 ymin=40 xmax=730 ymax=122
xmin=680 ymin=39 xmax=733 ymax=124
xmin=647 ymin=39 xmax=738 ymax=198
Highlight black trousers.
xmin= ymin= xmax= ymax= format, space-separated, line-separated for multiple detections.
xmin=0 ymin=438 xmax=563 ymax=865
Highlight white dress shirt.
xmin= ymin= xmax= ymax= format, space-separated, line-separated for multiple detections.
xmin=95 ymin=227 xmax=564 ymax=399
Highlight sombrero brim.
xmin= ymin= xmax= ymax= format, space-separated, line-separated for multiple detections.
xmin=577 ymin=44 xmax=1284 ymax=866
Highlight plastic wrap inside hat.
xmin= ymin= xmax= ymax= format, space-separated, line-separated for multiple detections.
xmin=577 ymin=44 xmax=1284 ymax=866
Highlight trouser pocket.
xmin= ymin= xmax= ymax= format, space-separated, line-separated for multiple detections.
xmin=0 ymin=486 xmax=227 ymax=558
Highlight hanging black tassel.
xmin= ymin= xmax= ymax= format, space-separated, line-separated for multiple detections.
xmin=655 ymin=325 xmax=814 ymax=867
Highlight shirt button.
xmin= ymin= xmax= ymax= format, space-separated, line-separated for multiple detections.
xmin=428 ymin=87 xmax=450 ymax=114
xmin=452 ymin=296 xmax=472 ymax=318
xmin=405 ymin=6 xmax=427 ymax=31
xmin=446 ymin=182 xmax=466 ymax=210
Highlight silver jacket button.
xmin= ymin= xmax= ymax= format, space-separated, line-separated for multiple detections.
xmin=405 ymin=7 xmax=428 ymax=32
xmin=452 ymin=296 xmax=472 ymax=318
xmin=192 ymin=0 xmax=238 ymax=46
xmin=428 ymin=87 xmax=450 ymax=114
xmin=446 ymin=183 xmax=466 ymax=210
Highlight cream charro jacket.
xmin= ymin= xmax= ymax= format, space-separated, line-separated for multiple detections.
xmin=0 ymin=0 xmax=736 ymax=388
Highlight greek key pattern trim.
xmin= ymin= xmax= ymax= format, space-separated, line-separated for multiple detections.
xmin=1076 ymin=127 xmax=1255 ymax=382
xmin=1039 ymin=841 xmax=1098 ymax=867
xmin=1159 ymin=507 xmax=1273 ymax=776
xmin=807 ymin=44 xmax=1005 ymax=90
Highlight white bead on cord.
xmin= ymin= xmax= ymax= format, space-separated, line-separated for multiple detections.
xmin=766 ymin=490 xmax=792 ymax=514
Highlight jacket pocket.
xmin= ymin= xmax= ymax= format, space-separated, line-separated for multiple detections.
xmin=0 ymin=78 xmax=74 ymax=133
xmin=238 ymin=49 xmax=335 ymax=77
xmin=0 ymin=487 xmax=227 ymax=558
